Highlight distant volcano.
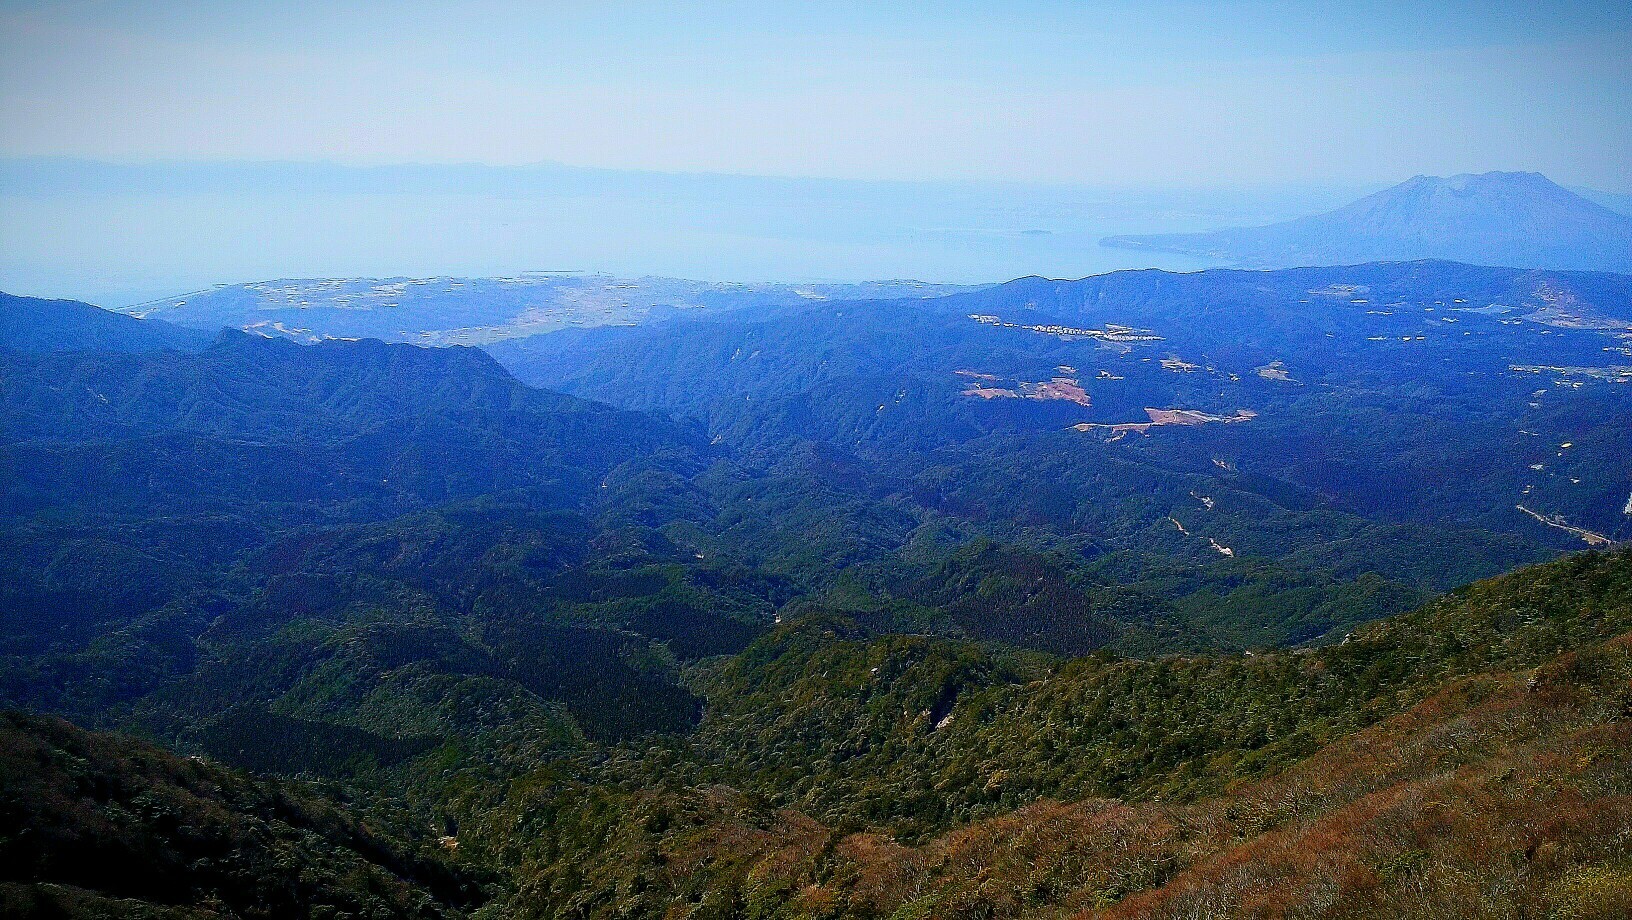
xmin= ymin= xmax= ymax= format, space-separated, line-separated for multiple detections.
xmin=1103 ymin=172 xmax=1632 ymax=273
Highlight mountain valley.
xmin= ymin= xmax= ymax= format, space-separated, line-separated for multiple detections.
xmin=3 ymin=259 xmax=1631 ymax=915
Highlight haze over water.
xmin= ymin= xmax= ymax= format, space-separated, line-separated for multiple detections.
xmin=4 ymin=1 xmax=1626 ymax=305
xmin=0 ymin=160 xmax=1375 ymax=307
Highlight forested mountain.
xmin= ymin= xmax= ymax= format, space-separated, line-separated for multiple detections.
xmin=6 ymin=541 xmax=1631 ymax=918
xmin=2 ymin=273 xmax=1630 ymax=917
xmin=1 ymin=292 xmax=210 ymax=353
xmin=0 ymin=310 xmax=756 ymax=758
xmin=495 ymin=260 xmax=1632 ymax=638
xmin=478 ymin=546 xmax=1632 ymax=918
xmin=1101 ymin=172 xmax=1632 ymax=272
xmin=0 ymin=711 xmax=483 ymax=919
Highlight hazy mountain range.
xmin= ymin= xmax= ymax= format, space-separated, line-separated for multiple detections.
xmin=1104 ymin=172 xmax=1632 ymax=272
xmin=121 ymin=275 xmax=984 ymax=346
xmin=74 ymin=170 xmax=1628 ymax=356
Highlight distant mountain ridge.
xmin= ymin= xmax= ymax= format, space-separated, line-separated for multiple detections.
xmin=0 ymin=291 xmax=209 ymax=353
xmin=123 ymin=274 xmax=985 ymax=346
xmin=1103 ymin=172 xmax=1632 ymax=273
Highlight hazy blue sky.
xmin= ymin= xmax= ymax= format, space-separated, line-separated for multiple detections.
xmin=2 ymin=0 xmax=1629 ymax=188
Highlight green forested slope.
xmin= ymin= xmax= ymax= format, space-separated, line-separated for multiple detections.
xmin=0 ymin=711 xmax=483 ymax=919
xmin=4 ymin=281 xmax=1632 ymax=918
xmin=470 ymin=547 xmax=1632 ymax=918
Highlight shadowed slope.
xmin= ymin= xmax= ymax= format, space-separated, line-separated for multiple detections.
xmin=0 ymin=711 xmax=485 ymax=919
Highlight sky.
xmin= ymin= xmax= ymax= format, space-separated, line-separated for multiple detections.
xmin=1 ymin=1 xmax=1629 ymax=303
xmin=2 ymin=0 xmax=1630 ymax=189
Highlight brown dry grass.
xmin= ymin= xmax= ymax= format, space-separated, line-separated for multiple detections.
xmin=599 ymin=634 xmax=1632 ymax=919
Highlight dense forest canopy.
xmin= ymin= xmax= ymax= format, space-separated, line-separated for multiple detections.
xmin=3 ymin=260 xmax=1630 ymax=917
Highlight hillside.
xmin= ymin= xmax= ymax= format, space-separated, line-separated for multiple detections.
xmin=5 ymin=547 xmax=1630 ymax=917
xmin=1102 ymin=172 xmax=1632 ymax=272
xmin=470 ymin=547 xmax=1632 ymax=918
xmin=0 ymin=313 xmax=769 ymax=759
xmin=0 ymin=711 xmax=482 ymax=919
xmin=0 ymin=291 xmax=209 ymax=353
xmin=497 ymin=260 xmax=1632 ymax=644
xmin=6 ymin=270 xmax=1625 ymax=790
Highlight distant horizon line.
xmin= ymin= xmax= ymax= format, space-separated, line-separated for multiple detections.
xmin=70 ymin=257 xmax=1628 ymax=314
xmin=6 ymin=154 xmax=1627 ymax=197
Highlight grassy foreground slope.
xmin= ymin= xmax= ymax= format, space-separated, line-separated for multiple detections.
xmin=476 ymin=547 xmax=1632 ymax=918
xmin=0 ymin=550 xmax=1627 ymax=919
